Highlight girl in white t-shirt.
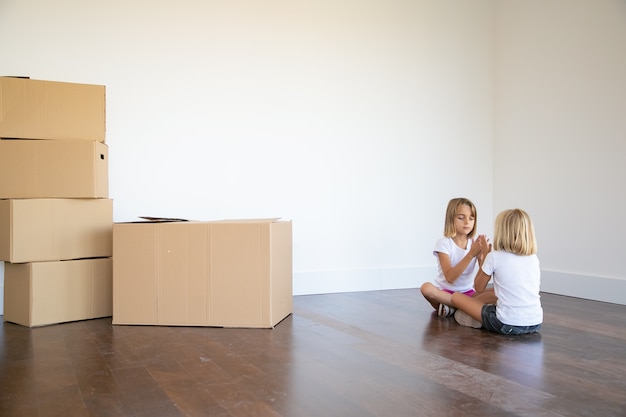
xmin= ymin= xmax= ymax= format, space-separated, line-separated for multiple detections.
xmin=420 ymin=198 xmax=495 ymax=317
xmin=452 ymin=208 xmax=543 ymax=335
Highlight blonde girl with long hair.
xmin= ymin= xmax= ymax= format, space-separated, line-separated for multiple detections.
xmin=451 ymin=208 xmax=543 ymax=335
xmin=420 ymin=198 xmax=495 ymax=317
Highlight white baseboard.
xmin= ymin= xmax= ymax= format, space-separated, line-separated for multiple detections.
xmin=293 ymin=266 xmax=626 ymax=306
xmin=541 ymin=270 xmax=626 ymax=305
xmin=293 ymin=266 xmax=436 ymax=295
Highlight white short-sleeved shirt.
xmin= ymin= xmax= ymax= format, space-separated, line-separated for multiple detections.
xmin=433 ymin=236 xmax=477 ymax=292
xmin=481 ymin=251 xmax=543 ymax=326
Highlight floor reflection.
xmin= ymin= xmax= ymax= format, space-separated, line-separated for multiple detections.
xmin=420 ymin=312 xmax=545 ymax=390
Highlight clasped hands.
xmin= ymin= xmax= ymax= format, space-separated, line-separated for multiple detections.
xmin=472 ymin=234 xmax=492 ymax=266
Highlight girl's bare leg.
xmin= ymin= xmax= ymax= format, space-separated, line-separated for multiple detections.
xmin=420 ymin=282 xmax=453 ymax=310
xmin=473 ymin=287 xmax=497 ymax=304
xmin=451 ymin=292 xmax=485 ymax=322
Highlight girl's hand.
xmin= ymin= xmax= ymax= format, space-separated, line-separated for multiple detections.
xmin=471 ymin=234 xmax=487 ymax=256
xmin=476 ymin=236 xmax=492 ymax=267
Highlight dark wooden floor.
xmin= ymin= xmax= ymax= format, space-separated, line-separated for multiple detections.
xmin=1 ymin=289 xmax=625 ymax=417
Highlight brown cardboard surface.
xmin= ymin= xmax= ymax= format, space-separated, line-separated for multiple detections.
xmin=0 ymin=77 xmax=106 ymax=142
xmin=0 ymin=198 xmax=113 ymax=263
xmin=0 ymin=139 xmax=108 ymax=198
xmin=3 ymin=258 xmax=113 ymax=327
xmin=113 ymin=219 xmax=292 ymax=328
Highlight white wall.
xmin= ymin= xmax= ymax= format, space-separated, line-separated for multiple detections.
xmin=494 ymin=0 xmax=626 ymax=304
xmin=0 ymin=0 xmax=495 ymax=305
xmin=4 ymin=1 xmax=622 ymax=313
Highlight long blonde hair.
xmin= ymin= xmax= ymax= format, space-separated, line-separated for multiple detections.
xmin=443 ymin=198 xmax=477 ymax=238
xmin=493 ymin=209 xmax=537 ymax=255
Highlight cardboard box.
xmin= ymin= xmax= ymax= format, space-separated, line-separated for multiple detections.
xmin=0 ymin=198 xmax=113 ymax=263
xmin=113 ymin=219 xmax=292 ymax=328
xmin=0 ymin=76 xmax=105 ymax=142
xmin=0 ymin=139 xmax=108 ymax=198
xmin=3 ymin=258 xmax=112 ymax=327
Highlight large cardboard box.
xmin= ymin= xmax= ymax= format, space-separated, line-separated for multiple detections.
xmin=0 ymin=198 xmax=113 ymax=263
xmin=113 ymin=219 xmax=292 ymax=328
xmin=0 ymin=139 xmax=108 ymax=198
xmin=0 ymin=77 xmax=105 ymax=142
xmin=3 ymin=258 xmax=112 ymax=327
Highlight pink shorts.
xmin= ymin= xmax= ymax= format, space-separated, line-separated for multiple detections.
xmin=442 ymin=288 xmax=476 ymax=297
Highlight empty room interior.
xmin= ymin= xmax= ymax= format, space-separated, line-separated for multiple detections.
xmin=1 ymin=1 xmax=625 ymax=416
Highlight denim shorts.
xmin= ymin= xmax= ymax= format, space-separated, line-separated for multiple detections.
xmin=481 ymin=304 xmax=541 ymax=335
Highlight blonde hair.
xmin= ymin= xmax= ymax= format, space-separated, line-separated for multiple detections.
xmin=493 ymin=209 xmax=537 ymax=255
xmin=443 ymin=198 xmax=477 ymax=239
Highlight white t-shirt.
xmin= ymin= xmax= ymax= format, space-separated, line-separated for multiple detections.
xmin=481 ymin=251 xmax=543 ymax=326
xmin=433 ymin=236 xmax=477 ymax=293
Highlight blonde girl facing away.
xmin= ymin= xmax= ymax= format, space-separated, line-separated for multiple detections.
xmin=420 ymin=198 xmax=495 ymax=317
xmin=451 ymin=208 xmax=543 ymax=335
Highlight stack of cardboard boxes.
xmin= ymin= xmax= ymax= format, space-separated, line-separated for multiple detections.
xmin=0 ymin=76 xmax=112 ymax=327
xmin=0 ymin=76 xmax=293 ymax=329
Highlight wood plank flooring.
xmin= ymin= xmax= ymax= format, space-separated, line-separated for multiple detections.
xmin=1 ymin=289 xmax=625 ymax=417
